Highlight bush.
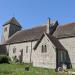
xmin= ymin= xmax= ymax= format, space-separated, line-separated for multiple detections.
xmin=0 ymin=55 xmax=11 ymax=64
xmin=12 ymin=56 xmax=19 ymax=63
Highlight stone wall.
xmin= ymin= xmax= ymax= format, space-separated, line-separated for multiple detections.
xmin=33 ymin=35 xmax=56 ymax=69
xmin=3 ymin=24 xmax=10 ymax=42
xmin=59 ymin=37 xmax=75 ymax=68
xmin=8 ymin=42 xmax=31 ymax=63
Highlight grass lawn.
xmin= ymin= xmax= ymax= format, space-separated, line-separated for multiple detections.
xmin=0 ymin=64 xmax=69 ymax=75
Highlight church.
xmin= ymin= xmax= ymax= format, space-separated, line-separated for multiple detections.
xmin=0 ymin=17 xmax=75 ymax=69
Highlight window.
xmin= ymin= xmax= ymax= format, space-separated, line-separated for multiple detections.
xmin=13 ymin=47 xmax=16 ymax=53
xmin=41 ymin=45 xmax=47 ymax=53
xmin=26 ymin=46 xmax=28 ymax=53
xmin=20 ymin=49 xmax=23 ymax=53
xmin=60 ymin=51 xmax=66 ymax=63
xmin=4 ymin=27 xmax=7 ymax=32
xmin=62 ymin=51 xmax=66 ymax=62
xmin=44 ymin=45 xmax=47 ymax=52
xmin=20 ymin=49 xmax=23 ymax=62
xmin=42 ymin=45 xmax=44 ymax=52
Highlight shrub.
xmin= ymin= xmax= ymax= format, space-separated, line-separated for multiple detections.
xmin=0 ymin=55 xmax=11 ymax=64
xmin=12 ymin=56 xmax=19 ymax=63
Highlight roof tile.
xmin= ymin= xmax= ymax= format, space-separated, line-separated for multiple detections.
xmin=5 ymin=22 xmax=75 ymax=44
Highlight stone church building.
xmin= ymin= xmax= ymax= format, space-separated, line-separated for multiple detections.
xmin=0 ymin=17 xmax=75 ymax=69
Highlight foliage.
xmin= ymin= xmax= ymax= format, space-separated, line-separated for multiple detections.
xmin=12 ymin=56 xmax=19 ymax=63
xmin=0 ymin=55 xmax=11 ymax=64
xmin=0 ymin=63 xmax=69 ymax=75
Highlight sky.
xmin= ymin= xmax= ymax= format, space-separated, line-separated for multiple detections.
xmin=0 ymin=0 xmax=75 ymax=42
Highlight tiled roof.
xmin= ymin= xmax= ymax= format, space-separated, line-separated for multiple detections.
xmin=46 ymin=34 xmax=65 ymax=50
xmin=53 ymin=22 xmax=75 ymax=38
xmin=6 ymin=25 xmax=46 ymax=44
xmin=5 ymin=22 xmax=75 ymax=44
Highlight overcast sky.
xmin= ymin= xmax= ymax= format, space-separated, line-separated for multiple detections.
xmin=0 ymin=0 xmax=75 ymax=42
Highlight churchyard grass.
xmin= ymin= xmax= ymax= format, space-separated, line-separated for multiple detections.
xmin=0 ymin=64 xmax=69 ymax=75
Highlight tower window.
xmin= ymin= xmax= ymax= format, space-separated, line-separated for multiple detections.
xmin=4 ymin=27 xmax=7 ymax=32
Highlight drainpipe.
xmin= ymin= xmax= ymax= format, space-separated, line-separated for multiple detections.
xmin=30 ymin=41 xmax=32 ymax=63
xmin=7 ymin=44 xmax=10 ymax=56
xmin=56 ymin=48 xmax=58 ymax=71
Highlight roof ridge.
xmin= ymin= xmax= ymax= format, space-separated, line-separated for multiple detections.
xmin=25 ymin=25 xmax=46 ymax=30
xmin=19 ymin=25 xmax=46 ymax=33
xmin=58 ymin=22 xmax=75 ymax=28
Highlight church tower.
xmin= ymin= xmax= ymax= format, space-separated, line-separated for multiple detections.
xmin=2 ymin=17 xmax=22 ymax=42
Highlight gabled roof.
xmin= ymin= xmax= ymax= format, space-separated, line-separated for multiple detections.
xmin=34 ymin=33 xmax=45 ymax=50
xmin=6 ymin=25 xmax=46 ymax=44
xmin=3 ymin=17 xmax=22 ymax=27
xmin=46 ymin=34 xmax=65 ymax=50
xmin=34 ymin=33 xmax=65 ymax=50
xmin=4 ymin=22 xmax=75 ymax=44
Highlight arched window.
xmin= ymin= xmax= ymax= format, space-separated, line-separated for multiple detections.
xmin=19 ymin=49 xmax=23 ymax=63
xmin=42 ymin=45 xmax=44 ymax=53
xmin=45 ymin=45 xmax=47 ymax=52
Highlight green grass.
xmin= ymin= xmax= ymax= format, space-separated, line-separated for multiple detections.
xmin=0 ymin=64 xmax=69 ymax=75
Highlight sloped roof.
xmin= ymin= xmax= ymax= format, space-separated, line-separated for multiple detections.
xmin=3 ymin=17 xmax=22 ymax=27
xmin=53 ymin=22 xmax=75 ymax=38
xmin=5 ymin=22 xmax=75 ymax=44
xmin=46 ymin=34 xmax=65 ymax=50
xmin=34 ymin=33 xmax=65 ymax=50
xmin=6 ymin=25 xmax=46 ymax=44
